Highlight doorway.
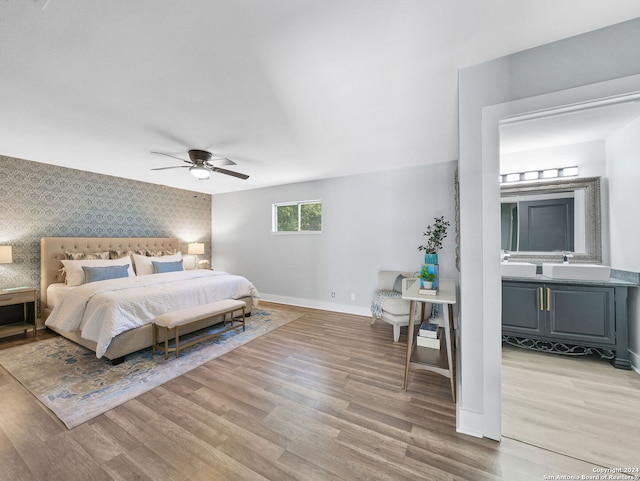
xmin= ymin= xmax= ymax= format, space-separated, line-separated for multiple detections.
xmin=456 ymin=17 xmax=640 ymax=442
xmin=497 ymin=93 xmax=640 ymax=465
xmin=467 ymin=73 xmax=640 ymax=441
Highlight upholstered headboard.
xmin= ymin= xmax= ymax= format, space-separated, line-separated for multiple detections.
xmin=40 ymin=237 xmax=180 ymax=312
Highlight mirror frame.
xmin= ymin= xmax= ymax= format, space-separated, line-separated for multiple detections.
xmin=500 ymin=176 xmax=602 ymax=264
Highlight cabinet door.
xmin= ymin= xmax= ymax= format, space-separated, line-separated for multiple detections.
xmin=547 ymin=285 xmax=615 ymax=345
xmin=502 ymin=282 xmax=545 ymax=336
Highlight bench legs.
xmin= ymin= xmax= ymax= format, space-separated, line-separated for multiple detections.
xmin=152 ymin=305 xmax=246 ymax=359
xmin=151 ymin=325 xmax=171 ymax=360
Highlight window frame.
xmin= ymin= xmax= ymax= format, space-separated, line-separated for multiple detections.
xmin=272 ymin=199 xmax=323 ymax=234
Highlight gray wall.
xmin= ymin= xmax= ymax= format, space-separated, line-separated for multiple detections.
xmin=458 ymin=17 xmax=640 ymax=439
xmin=0 ymin=155 xmax=212 ymax=310
xmin=212 ymin=162 xmax=458 ymax=315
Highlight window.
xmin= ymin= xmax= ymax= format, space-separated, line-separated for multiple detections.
xmin=273 ymin=200 xmax=322 ymax=233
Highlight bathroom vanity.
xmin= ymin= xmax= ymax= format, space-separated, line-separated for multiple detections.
xmin=502 ymin=275 xmax=637 ymax=369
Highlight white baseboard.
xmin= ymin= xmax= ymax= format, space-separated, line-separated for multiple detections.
xmin=456 ymin=406 xmax=485 ymax=438
xmin=630 ymin=348 xmax=640 ymax=376
xmin=259 ymin=294 xmax=371 ymax=317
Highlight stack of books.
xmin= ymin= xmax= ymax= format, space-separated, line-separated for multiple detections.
xmin=418 ymin=286 xmax=438 ymax=296
xmin=416 ymin=321 xmax=441 ymax=349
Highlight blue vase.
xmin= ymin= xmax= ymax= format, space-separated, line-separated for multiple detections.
xmin=424 ymin=253 xmax=438 ymax=265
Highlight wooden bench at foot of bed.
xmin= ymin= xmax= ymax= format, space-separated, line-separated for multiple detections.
xmin=152 ymin=299 xmax=247 ymax=359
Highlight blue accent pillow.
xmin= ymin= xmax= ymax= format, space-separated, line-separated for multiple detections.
xmin=82 ymin=265 xmax=130 ymax=283
xmin=152 ymin=259 xmax=184 ymax=273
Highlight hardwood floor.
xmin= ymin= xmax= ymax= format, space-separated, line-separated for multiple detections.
xmin=0 ymin=303 xmax=610 ymax=480
xmin=502 ymin=344 xmax=640 ymax=468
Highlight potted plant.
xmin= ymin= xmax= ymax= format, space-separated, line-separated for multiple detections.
xmin=418 ymin=215 xmax=450 ymax=265
xmin=419 ymin=266 xmax=437 ymax=289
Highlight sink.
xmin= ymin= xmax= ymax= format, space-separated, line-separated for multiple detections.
xmin=542 ymin=263 xmax=611 ymax=281
xmin=501 ymin=262 xmax=537 ymax=278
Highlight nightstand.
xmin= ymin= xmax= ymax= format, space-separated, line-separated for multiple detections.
xmin=0 ymin=288 xmax=37 ymax=339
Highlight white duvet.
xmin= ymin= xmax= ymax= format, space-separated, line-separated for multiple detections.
xmin=45 ymin=270 xmax=260 ymax=358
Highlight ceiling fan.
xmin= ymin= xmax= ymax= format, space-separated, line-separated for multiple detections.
xmin=150 ymin=149 xmax=249 ymax=180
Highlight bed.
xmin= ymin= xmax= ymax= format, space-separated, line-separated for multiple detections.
xmin=41 ymin=237 xmax=258 ymax=363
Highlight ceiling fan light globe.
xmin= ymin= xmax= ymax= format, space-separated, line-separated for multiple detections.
xmin=189 ymin=165 xmax=210 ymax=179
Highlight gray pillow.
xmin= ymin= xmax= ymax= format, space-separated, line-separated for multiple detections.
xmin=82 ymin=265 xmax=130 ymax=283
xmin=393 ymin=274 xmax=405 ymax=293
xmin=152 ymin=259 xmax=184 ymax=273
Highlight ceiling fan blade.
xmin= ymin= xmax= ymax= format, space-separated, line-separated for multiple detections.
xmin=151 ymin=165 xmax=190 ymax=171
xmin=208 ymin=157 xmax=236 ymax=166
xmin=151 ymin=151 xmax=191 ymax=164
xmin=211 ymin=167 xmax=249 ymax=180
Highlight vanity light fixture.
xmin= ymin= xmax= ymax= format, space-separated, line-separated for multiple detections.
xmin=0 ymin=246 xmax=13 ymax=264
xmin=500 ymin=166 xmax=579 ymax=184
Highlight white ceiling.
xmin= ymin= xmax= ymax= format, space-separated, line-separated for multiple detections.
xmin=2 ymin=1 xmax=640 ymax=194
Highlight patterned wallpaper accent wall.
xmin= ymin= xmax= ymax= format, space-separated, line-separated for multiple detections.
xmin=0 ymin=155 xmax=212 ymax=310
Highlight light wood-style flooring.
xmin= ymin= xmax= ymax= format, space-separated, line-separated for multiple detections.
xmin=502 ymin=345 xmax=640 ymax=468
xmin=0 ymin=303 xmax=611 ymax=480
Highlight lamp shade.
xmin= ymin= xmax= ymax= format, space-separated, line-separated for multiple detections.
xmin=189 ymin=165 xmax=210 ymax=179
xmin=187 ymin=242 xmax=205 ymax=255
xmin=0 ymin=246 xmax=13 ymax=264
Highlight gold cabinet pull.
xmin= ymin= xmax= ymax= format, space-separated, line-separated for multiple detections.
xmin=546 ymin=287 xmax=551 ymax=312
xmin=539 ymin=287 xmax=544 ymax=311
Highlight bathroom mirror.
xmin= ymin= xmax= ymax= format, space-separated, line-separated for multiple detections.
xmin=500 ymin=176 xmax=601 ymax=263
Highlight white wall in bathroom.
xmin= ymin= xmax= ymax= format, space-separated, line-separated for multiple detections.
xmin=607 ymin=117 xmax=640 ymax=271
xmin=607 ymin=115 xmax=640 ymax=372
xmin=500 ymin=139 xmax=607 ymax=177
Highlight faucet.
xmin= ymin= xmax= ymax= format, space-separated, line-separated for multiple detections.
xmin=562 ymin=251 xmax=574 ymax=264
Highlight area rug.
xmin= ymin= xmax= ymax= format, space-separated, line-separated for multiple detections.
xmin=0 ymin=307 xmax=302 ymax=429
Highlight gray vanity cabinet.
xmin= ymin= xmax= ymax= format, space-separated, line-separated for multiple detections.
xmin=502 ymin=279 xmax=631 ymax=369
xmin=547 ymin=285 xmax=615 ymax=345
xmin=502 ymin=282 xmax=545 ymax=337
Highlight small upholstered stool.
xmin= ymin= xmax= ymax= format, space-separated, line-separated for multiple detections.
xmin=152 ymin=299 xmax=246 ymax=359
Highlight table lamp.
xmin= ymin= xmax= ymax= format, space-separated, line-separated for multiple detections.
xmin=187 ymin=242 xmax=204 ymax=269
xmin=0 ymin=246 xmax=13 ymax=264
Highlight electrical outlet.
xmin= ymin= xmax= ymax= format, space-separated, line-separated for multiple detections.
xmin=331 ymin=291 xmax=336 ymax=299
xmin=350 ymin=293 xmax=356 ymax=301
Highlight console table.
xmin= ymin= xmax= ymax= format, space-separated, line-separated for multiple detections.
xmin=402 ymin=278 xmax=457 ymax=402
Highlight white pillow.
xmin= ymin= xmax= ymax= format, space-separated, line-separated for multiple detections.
xmin=61 ymin=258 xmax=136 ymax=286
xmin=131 ymin=252 xmax=182 ymax=276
